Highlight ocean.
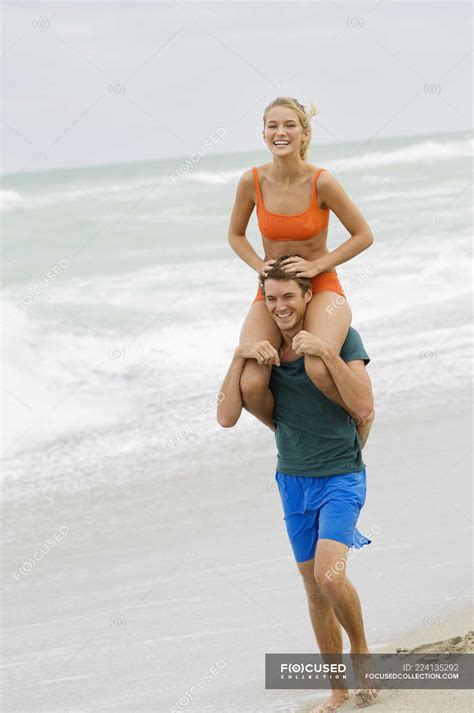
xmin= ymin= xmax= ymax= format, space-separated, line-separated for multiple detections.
xmin=2 ymin=130 xmax=473 ymax=713
xmin=2 ymin=129 xmax=472 ymax=499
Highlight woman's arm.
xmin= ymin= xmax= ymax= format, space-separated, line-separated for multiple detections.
xmin=313 ymin=171 xmax=373 ymax=273
xmin=227 ymin=170 xmax=265 ymax=273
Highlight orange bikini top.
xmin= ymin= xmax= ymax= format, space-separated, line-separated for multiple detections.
xmin=252 ymin=166 xmax=330 ymax=241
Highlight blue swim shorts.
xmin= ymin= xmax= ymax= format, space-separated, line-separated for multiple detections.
xmin=275 ymin=469 xmax=371 ymax=563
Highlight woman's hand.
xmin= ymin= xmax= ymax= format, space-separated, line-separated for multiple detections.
xmin=280 ymin=256 xmax=321 ymax=278
xmin=259 ymin=259 xmax=277 ymax=277
xmin=235 ymin=341 xmax=280 ymax=366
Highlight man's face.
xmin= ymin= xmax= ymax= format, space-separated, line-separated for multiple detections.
xmin=263 ymin=278 xmax=312 ymax=330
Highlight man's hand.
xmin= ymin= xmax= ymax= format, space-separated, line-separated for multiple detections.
xmin=354 ymin=410 xmax=375 ymax=448
xmin=292 ymin=330 xmax=329 ymax=357
xmin=236 ymin=341 xmax=280 ymax=366
xmin=280 ymin=255 xmax=321 ymax=278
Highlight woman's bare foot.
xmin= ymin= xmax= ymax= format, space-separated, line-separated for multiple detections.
xmin=309 ymin=690 xmax=350 ymax=712
xmin=354 ymin=687 xmax=378 ymax=707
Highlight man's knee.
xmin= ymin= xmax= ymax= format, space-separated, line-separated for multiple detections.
xmin=240 ymin=362 xmax=270 ymax=402
xmin=314 ymin=565 xmax=347 ymax=600
xmin=306 ymin=582 xmax=330 ymax=608
xmin=298 ymin=561 xmax=329 ymax=606
xmin=304 ymin=355 xmax=333 ymax=392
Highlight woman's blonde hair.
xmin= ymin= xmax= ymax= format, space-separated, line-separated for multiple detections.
xmin=263 ymin=97 xmax=318 ymax=161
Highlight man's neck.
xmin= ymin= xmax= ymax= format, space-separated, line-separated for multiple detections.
xmin=279 ymin=321 xmax=304 ymax=361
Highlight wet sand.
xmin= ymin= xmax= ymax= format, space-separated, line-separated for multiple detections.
xmin=2 ymin=399 xmax=472 ymax=712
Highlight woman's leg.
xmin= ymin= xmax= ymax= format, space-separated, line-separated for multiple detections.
xmin=304 ymin=293 xmax=373 ymax=446
xmin=303 ymin=291 xmax=352 ymax=411
xmin=239 ymin=300 xmax=282 ymax=428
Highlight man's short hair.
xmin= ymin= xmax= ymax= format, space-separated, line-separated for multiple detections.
xmin=259 ymin=255 xmax=312 ymax=298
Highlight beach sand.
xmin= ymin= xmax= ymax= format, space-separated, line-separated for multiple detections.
xmin=3 ymin=397 xmax=472 ymax=712
xmin=332 ymin=619 xmax=474 ymax=713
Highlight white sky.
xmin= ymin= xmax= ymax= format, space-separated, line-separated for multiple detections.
xmin=2 ymin=1 xmax=472 ymax=174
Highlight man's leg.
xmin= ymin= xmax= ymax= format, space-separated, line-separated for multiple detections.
xmin=297 ymin=559 xmax=350 ymax=712
xmin=314 ymin=539 xmax=378 ymax=707
xmin=297 ymin=558 xmax=344 ymax=653
xmin=314 ymin=540 xmax=369 ymax=652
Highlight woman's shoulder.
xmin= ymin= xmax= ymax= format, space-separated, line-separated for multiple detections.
xmin=240 ymin=165 xmax=265 ymax=181
xmin=308 ymin=163 xmax=331 ymax=177
xmin=239 ymin=164 xmax=272 ymax=192
xmin=250 ymin=164 xmax=269 ymax=176
xmin=236 ymin=168 xmax=256 ymax=192
xmin=235 ymin=168 xmax=258 ymax=203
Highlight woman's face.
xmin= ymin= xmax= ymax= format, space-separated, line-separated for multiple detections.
xmin=263 ymin=106 xmax=307 ymax=158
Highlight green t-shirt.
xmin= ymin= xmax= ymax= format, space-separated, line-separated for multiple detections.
xmin=269 ymin=327 xmax=370 ymax=477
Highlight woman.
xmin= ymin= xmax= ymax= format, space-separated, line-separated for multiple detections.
xmin=227 ymin=96 xmax=373 ymax=430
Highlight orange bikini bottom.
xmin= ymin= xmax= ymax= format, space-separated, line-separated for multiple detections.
xmin=253 ymin=270 xmax=346 ymax=303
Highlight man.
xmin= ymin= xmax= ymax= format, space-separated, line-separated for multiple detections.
xmin=217 ymin=256 xmax=377 ymax=712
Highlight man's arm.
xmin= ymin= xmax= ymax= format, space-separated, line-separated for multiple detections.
xmin=320 ymin=349 xmax=375 ymax=448
xmin=321 ymin=351 xmax=373 ymax=421
xmin=338 ymin=358 xmax=375 ymax=447
xmin=292 ymin=331 xmax=375 ymax=446
xmin=292 ymin=331 xmax=374 ymax=420
xmin=216 ymin=352 xmax=246 ymax=428
xmin=217 ymin=341 xmax=279 ymax=429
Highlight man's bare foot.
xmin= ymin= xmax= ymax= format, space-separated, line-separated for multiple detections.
xmin=309 ymin=690 xmax=350 ymax=713
xmin=351 ymin=650 xmax=379 ymax=707
xmin=354 ymin=687 xmax=378 ymax=707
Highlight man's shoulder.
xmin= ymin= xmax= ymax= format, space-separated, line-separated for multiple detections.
xmin=341 ymin=326 xmax=359 ymax=352
xmin=345 ymin=325 xmax=360 ymax=340
xmin=341 ymin=327 xmax=370 ymax=365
